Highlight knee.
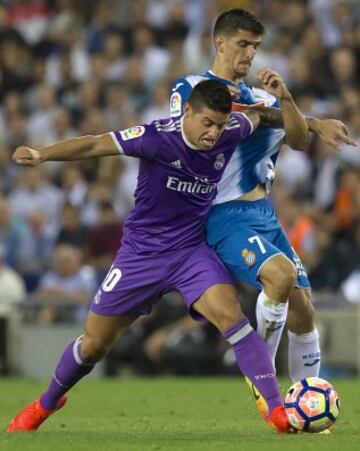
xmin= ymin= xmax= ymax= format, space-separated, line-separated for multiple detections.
xmin=262 ymin=256 xmax=297 ymax=292
xmin=80 ymin=334 xmax=112 ymax=362
xmin=216 ymin=304 xmax=244 ymax=332
xmin=275 ymin=258 xmax=297 ymax=289
xmin=194 ymin=285 xmax=246 ymax=333
xmin=208 ymin=290 xmax=245 ymax=332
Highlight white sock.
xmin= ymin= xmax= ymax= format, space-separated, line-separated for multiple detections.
xmin=256 ymin=290 xmax=288 ymax=370
xmin=288 ymin=328 xmax=321 ymax=382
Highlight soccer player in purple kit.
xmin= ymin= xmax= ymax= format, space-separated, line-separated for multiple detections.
xmin=7 ymin=77 xmax=308 ymax=434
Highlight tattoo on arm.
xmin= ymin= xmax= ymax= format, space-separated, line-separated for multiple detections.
xmin=254 ymin=107 xmax=284 ymax=128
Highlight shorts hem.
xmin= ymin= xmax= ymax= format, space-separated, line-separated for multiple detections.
xmin=90 ymin=304 xmax=142 ymax=319
xmin=256 ymin=252 xmax=283 ymax=278
xmin=184 ymin=279 xmax=234 ymax=322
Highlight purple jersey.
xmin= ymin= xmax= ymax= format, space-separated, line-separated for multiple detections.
xmin=110 ymin=115 xmax=253 ymax=254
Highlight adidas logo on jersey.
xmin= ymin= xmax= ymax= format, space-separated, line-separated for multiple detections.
xmin=170 ymin=160 xmax=182 ymax=169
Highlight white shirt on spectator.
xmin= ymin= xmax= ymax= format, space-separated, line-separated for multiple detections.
xmin=0 ymin=265 xmax=26 ymax=307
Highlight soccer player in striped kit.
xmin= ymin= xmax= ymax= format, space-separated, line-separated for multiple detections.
xmin=169 ymin=9 xmax=356 ymax=421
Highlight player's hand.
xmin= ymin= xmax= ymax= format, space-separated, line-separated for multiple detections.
xmin=12 ymin=146 xmax=42 ymax=166
xmin=256 ymin=69 xmax=291 ymax=100
xmin=307 ymin=118 xmax=358 ymax=151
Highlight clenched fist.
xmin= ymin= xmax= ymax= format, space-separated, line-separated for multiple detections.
xmin=256 ymin=68 xmax=291 ymax=100
xmin=12 ymin=146 xmax=42 ymax=166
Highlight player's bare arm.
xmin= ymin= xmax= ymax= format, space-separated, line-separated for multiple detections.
xmin=251 ymin=109 xmax=357 ymax=151
xmin=243 ymin=69 xmax=357 ymax=151
xmin=12 ymin=133 xmax=118 ymax=166
xmin=241 ymin=69 xmax=308 ymax=149
xmin=256 ymin=69 xmax=309 ymax=150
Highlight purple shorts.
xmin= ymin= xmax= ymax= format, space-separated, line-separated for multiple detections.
xmin=90 ymin=242 xmax=233 ymax=321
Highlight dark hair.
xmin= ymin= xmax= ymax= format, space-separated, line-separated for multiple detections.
xmin=213 ymin=9 xmax=265 ymax=38
xmin=187 ymin=80 xmax=232 ymax=114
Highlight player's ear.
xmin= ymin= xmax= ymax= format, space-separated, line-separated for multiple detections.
xmin=214 ymin=34 xmax=225 ymax=54
xmin=183 ymin=102 xmax=192 ymax=116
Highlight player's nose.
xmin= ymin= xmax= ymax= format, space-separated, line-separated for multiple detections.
xmin=208 ymin=127 xmax=219 ymax=140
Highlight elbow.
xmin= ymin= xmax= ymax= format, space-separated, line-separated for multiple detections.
xmin=286 ymin=124 xmax=310 ymax=151
xmin=287 ymin=135 xmax=309 ymax=151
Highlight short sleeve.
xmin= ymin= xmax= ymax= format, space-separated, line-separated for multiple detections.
xmin=110 ymin=123 xmax=159 ymax=159
xmin=230 ymin=112 xmax=254 ymax=141
xmin=169 ymin=77 xmax=193 ymax=117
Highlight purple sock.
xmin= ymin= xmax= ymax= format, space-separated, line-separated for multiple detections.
xmin=223 ymin=317 xmax=283 ymax=415
xmin=40 ymin=335 xmax=95 ymax=410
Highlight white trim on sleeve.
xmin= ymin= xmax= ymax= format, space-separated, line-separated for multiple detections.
xmin=238 ymin=112 xmax=255 ymax=135
xmin=110 ymin=132 xmax=124 ymax=154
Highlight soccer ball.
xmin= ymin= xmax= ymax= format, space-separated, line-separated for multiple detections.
xmin=284 ymin=377 xmax=340 ymax=432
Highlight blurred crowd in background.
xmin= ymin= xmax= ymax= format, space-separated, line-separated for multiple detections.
xmin=0 ymin=0 xmax=359 ymax=374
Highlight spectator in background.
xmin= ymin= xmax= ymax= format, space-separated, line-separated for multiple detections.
xmin=45 ymin=6 xmax=90 ymax=86
xmin=61 ymin=164 xmax=88 ymax=208
xmin=8 ymin=0 xmax=50 ymax=46
xmin=123 ymin=56 xmax=150 ymax=111
xmin=9 ymin=166 xmax=63 ymax=238
xmin=5 ymin=112 xmax=28 ymax=153
xmin=140 ymin=81 xmax=170 ymax=124
xmin=86 ymin=201 xmax=122 ymax=282
xmin=334 ymin=167 xmax=360 ymax=233
xmin=329 ymin=46 xmax=358 ymax=95
xmin=0 ymin=197 xmax=28 ymax=268
xmin=41 ymin=107 xmax=78 ymax=177
xmin=0 ymin=143 xmax=20 ymax=195
xmin=101 ymin=32 xmax=128 ymax=82
xmin=0 ymin=5 xmax=23 ymax=45
xmin=132 ymin=24 xmax=170 ymax=85
xmin=35 ymin=243 xmax=96 ymax=323
xmin=16 ymin=209 xmax=55 ymax=292
xmin=103 ymin=82 xmax=136 ymax=131
xmin=86 ymin=0 xmax=122 ymax=53
xmin=56 ymin=203 xmax=88 ymax=250
xmin=80 ymin=180 xmax=113 ymax=227
xmin=0 ymin=36 xmax=32 ymax=98
xmin=183 ymin=30 xmax=214 ymax=74
xmin=0 ymin=243 xmax=26 ymax=313
xmin=27 ymin=83 xmax=59 ymax=145
xmin=309 ymin=217 xmax=360 ymax=292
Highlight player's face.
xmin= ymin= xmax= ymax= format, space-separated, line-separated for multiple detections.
xmin=183 ymin=104 xmax=229 ymax=150
xmin=216 ymin=30 xmax=262 ymax=78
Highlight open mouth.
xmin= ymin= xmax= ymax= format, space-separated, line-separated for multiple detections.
xmin=202 ymin=138 xmax=216 ymax=147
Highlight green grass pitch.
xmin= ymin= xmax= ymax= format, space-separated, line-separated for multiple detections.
xmin=0 ymin=378 xmax=359 ymax=451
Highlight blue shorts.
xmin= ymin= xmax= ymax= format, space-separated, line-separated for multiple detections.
xmin=206 ymin=198 xmax=311 ymax=291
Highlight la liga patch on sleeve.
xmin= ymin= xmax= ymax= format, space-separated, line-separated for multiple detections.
xmin=170 ymin=92 xmax=182 ymax=117
xmin=120 ymin=126 xmax=145 ymax=141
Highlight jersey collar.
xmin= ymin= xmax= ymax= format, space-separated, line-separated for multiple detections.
xmin=180 ymin=116 xmax=201 ymax=150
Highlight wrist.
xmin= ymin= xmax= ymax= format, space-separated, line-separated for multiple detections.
xmin=278 ymin=92 xmax=294 ymax=102
xmin=305 ymin=117 xmax=319 ymax=132
xmin=38 ymin=149 xmax=47 ymax=163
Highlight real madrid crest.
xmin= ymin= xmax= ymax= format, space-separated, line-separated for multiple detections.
xmin=214 ymin=153 xmax=225 ymax=170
